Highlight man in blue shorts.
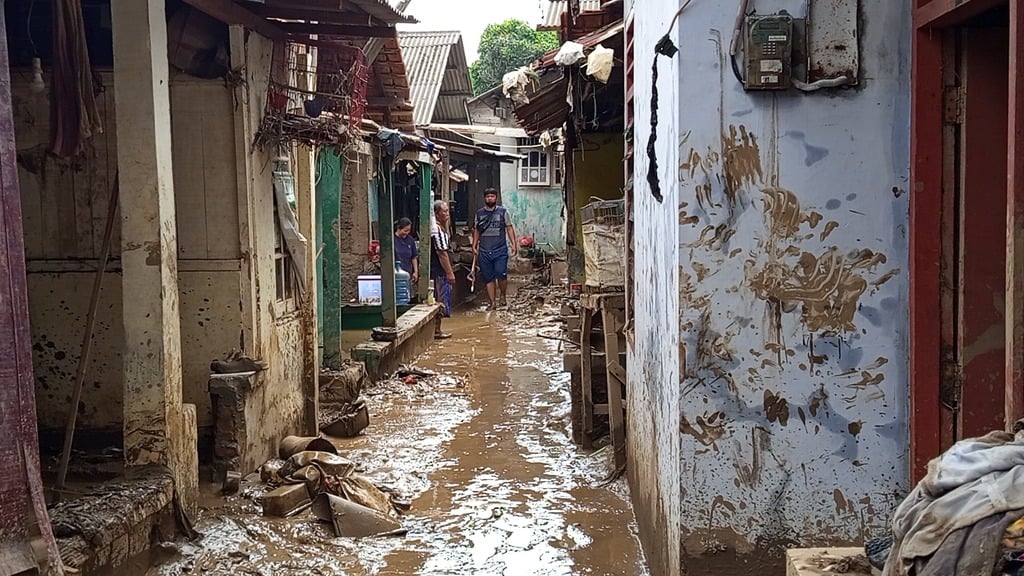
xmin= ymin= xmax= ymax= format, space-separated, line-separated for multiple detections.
xmin=472 ymin=188 xmax=517 ymax=310
xmin=430 ymin=200 xmax=455 ymax=339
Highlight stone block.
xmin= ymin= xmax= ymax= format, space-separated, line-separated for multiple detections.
xmin=262 ymin=483 xmax=311 ymax=517
xmin=209 ymin=372 xmax=257 ymax=477
xmin=786 ymin=548 xmax=874 ymax=576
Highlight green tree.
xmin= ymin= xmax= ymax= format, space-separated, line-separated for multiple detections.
xmin=470 ymin=19 xmax=559 ymax=95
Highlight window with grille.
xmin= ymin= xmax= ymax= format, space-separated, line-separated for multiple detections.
xmin=274 ymin=199 xmax=299 ymax=309
xmin=518 ymin=137 xmax=559 ymax=187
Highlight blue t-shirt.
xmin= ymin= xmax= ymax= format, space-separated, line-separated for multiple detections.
xmin=475 ymin=206 xmax=512 ymax=253
xmin=394 ymin=234 xmax=418 ymax=275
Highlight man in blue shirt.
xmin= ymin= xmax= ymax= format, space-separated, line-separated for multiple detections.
xmin=472 ymin=188 xmax=517 ymax=310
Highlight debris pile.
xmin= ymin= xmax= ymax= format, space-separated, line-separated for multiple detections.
xmin=365 ymin=366 xmax=468 ymax=399
xmin=235 ymin=443 xmax=409 ymax=539
xmin=319 ymin=363 xmax=371 ymax=439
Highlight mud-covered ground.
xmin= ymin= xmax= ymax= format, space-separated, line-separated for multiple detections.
xmin=148 ymin=286 xmax=648 ymax=575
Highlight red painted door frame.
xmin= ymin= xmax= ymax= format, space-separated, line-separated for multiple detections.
xmin=911 ymin=0 xmax=1021 ymax=482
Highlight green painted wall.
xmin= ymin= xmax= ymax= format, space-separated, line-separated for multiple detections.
xmin=316 ymin=149 xmax=343 ymax=368
xmin=502 ymin=188 xmax=565 ymax=251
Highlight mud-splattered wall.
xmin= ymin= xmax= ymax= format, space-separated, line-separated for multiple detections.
xmin=667 ymin=0 xmax=910 ymax=573
xmin=626 ymin=1 xmax=682 ymax=575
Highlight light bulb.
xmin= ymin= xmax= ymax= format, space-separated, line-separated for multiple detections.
xmin=29 ymin=58 xmax=45 ymax=93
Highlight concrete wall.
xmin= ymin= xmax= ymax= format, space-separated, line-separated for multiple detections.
xmin=231 ymin=29 xmax=308 ymax=458
xmin=338 ymin=141 xmax=374 ymax=303
xmin=15 ymin=73 xmax=247 ymax=436
xmin=18 ymin=29 xmax=313 ymax=459
xmin=639 ymin=0 xmax=910 ymax=574
xmin=625 ymin=3 xmax=682 ymax=576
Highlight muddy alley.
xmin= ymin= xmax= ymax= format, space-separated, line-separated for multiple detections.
xmin=148 ymin=288 xmax=647 ymax=576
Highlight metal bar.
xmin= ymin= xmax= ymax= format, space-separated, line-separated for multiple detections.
xmin=378 ymin=155 xmax=398 ymax=328
xmin=1007 ymin=0 xmax=1024 ymax=425
xmin=914 ymin=0 xmax=1005 ymax=29
xmin=910 ymin=24 xmax=945 ymax=483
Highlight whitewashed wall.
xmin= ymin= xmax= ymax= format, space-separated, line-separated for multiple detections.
xmin=665 ymin=0 xmax=910 ymax=573
xmin=625 ymin=2 xmax=682 ymax=576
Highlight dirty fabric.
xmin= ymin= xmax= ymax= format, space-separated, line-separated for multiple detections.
xmin=377 ymin=128 xmax=405 ymax=157
xmin=272 ymin=167 xmax=308 ymax=294
xmin=884 ymin=428 xmax=1024 ymax=576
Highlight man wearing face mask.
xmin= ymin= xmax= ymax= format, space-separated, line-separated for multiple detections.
xmin=472 ymin=188 xmax=517 ymax=310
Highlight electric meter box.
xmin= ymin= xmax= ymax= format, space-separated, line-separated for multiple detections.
xmin=744 ymin=13 xmax=794 ymax=90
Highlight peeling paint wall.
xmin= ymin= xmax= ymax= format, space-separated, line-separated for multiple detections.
xmin=626 ymin=2 xmax=682 ymax=576
xmin=642 ymin=0 xmax=909 ymax=573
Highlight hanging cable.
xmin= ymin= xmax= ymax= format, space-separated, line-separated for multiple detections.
xmin=645 ymin=0 xmax=691 ymax=203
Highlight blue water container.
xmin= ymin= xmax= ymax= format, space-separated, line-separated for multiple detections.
xmin=395 ymin=261 xmax=411 ymax=305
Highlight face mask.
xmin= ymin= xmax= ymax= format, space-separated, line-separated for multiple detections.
xmin=485 ymin=199 xmax=497 ymax=207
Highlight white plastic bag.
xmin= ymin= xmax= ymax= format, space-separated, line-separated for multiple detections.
xmin=586 ymin=45 xmax=615 ymax=83
xmin=554 ymin=41 xmax=585 ymax=66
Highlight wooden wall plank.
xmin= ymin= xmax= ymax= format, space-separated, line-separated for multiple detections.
xmin=171 ymin=109 xmax=210 ymax=260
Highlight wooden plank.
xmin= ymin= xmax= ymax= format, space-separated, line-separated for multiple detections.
xmin=602 ymin=300 xmax=626 ymax=468
xmin=914 ymin=0 xmax=1004 ymax=29
xmin=1007 ymin=0 xmax=1024 ymax=425
xmin=248 ymin=5 xmax=366 ymax=24
xmin=0 ymin=1 xmax=61 ymax=559
xmin=939 ymin=31 xmax=958 ymax=448
xmin=91 ymin=90 xmax=115 ymax=258
xmin=580 ymin=308 xmax=594 ymax=449
xmin=200 ymin=87 xmax=242 ymax=259
xmin=73 ymin=153 xmax=95 ymax=257
xmin=183 ymin=0 xmax=286 ymax=40
xmin=171 ymin=110 xmax=210 ymax=260
xmin=54 ymin=160 xmax=78 ymax=257
xmin=958 ymin=27 xmax=1009 ymax=438
xmin=279 ymin=22 xmax=396 ymax=38
xmin=910 ymin=24 xmax=945 ymax=482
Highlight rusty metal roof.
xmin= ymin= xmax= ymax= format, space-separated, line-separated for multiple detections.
xmin=535 ymin=19 xmax=624 ymax=68
xmin=348 ymin=0 xmax=418 ymax=25
xmin=512 ymin=75 xmax=570 ymax=136
xmin=398 ymin=31 xmax=473 ymax=125
xmin=538 ymin=0 xmax=603 ymax=31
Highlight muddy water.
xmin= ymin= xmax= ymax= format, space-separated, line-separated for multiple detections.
xmin=149 ymin=300 xmax=647 ymax=575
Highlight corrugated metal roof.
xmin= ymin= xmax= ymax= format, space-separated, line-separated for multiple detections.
xmin=348 ymin=0 xmax=418 ymax=25
xmin=539 ymin=0 xmax=603 ymax=30
xmin=399 ymin=31 xmax=473 ymax=125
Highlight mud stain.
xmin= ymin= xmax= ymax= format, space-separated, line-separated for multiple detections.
xmin=763 ymin=389 xmax=790 ymax=426
xmin=681 ymin=410 xmax=730 ymax=447
xmin=820 ymin=220 xmax=840 ymax=241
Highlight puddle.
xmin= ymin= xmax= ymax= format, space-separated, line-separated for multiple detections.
xmin=149 ymin=287 xmax=648 ymax=576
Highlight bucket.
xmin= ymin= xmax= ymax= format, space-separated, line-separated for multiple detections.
xmin=278 ymin=435 xmax=338 ymax=459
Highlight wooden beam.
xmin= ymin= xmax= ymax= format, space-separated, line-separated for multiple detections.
xmin=183 ymin=0 xmax=285 ymax=40
xmin=1007 ymin=0 xmax=1024 ymax=425
xmin=910 ymin=25 xmax=945 ymax=483
xmin=250 ymin=5 xmax=370 ymax=25
xmin=914 ymin=0 xmax=1005 ymax=29
xmin=279 ymin=21 xmax=397 ymax=38
xmin=378 ymin=160 xmax=397 ymax=328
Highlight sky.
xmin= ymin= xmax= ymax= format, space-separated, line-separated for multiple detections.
xmin=397 ymin=0 xmax=546 ymax=64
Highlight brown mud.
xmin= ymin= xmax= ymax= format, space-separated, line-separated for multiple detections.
xmin=148 ymin=287 xmax=648 ymax=575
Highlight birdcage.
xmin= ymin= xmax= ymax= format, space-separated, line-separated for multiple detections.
xmin=581 ymin=198 xmax=625 ymax=288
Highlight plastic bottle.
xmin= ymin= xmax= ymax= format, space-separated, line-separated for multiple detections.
xmin=395 ymin=261 xmax=411 ymax=305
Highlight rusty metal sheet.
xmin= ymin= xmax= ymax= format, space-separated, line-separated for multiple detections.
xmin=807 ymin=0 xmax=860 ymax=84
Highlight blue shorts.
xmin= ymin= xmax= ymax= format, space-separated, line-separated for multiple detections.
xmin=479 ymin=249 xmax=508 ymax=284
xmin=433 ymin=275 xmax=452 ymax=317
